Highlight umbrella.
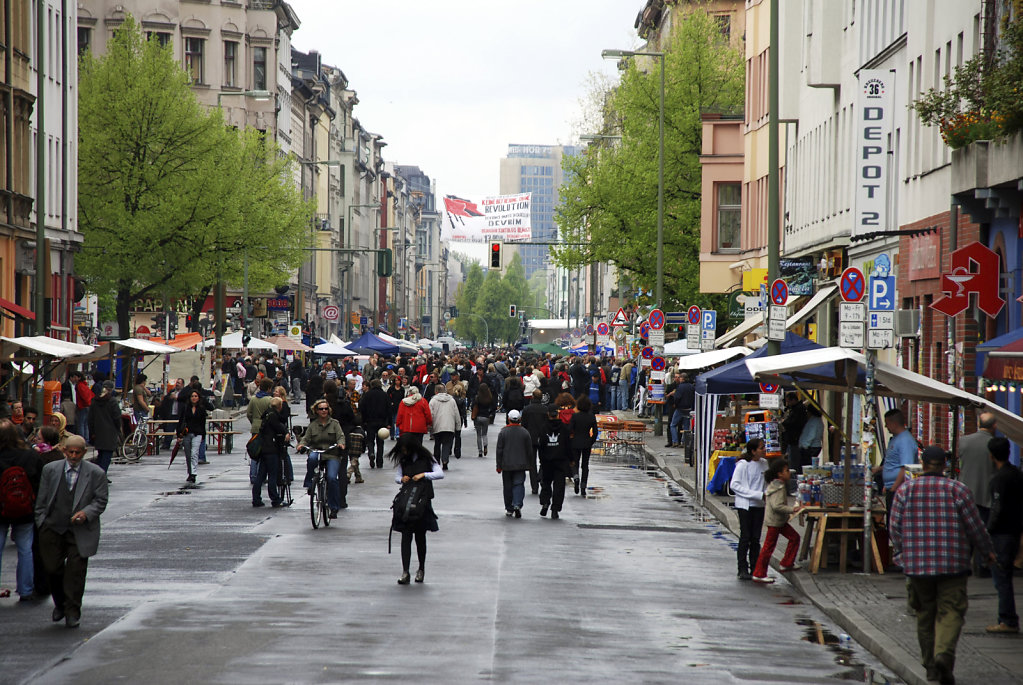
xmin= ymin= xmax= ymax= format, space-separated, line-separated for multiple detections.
xmin=168 ymin=435 xmax=184 ymax=469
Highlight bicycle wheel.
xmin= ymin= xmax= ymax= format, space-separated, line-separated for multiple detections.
xmin=319 ymin=478 xmax=331 ymax=527
xmin=279 ymin=470 xmax=293 ymax=507
xmin=309 ymin=476 xmax=322 ymax=529
xmin=122 ymin=430 xmax=146 ymax=462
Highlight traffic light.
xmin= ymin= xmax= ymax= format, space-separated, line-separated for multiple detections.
xmin=377 ymin=248 xmax=393 ymax=277
xmin=168 ymin=314 xmax=178 ymax=335
xmin=153 ymin=313 xmax=166 ymax=330
xmin=449 ymin=305 xmax=458 ymax=318
xmin=489 ymin=240 xmax=503 ymax=270
xmin=508 ymin=304 xmax=517 ymax=317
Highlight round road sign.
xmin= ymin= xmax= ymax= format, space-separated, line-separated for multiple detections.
xmin=639 ymin=322 xmax=651 ymax=339
xmin=585 ymin=324 xmax=594 ymax=335
xmin=648 ymin=309 xmax=665 ymax=330
xmin=641 ymin=346 xmax=654 ymax=359
xmin=322 ymin=305 xmax=339 ymax=321
xmin=596 ymin=322 xmax=610 ymax=336
xmin=687 ymin=306 xmax=701 ymax=325
xmin=651 ymin=356 xmax=666 ymax=371
xmin=759 ymin=382 xmax=779 ymax=394
xmin=840 ymin=267 xmax=866 ymax=303
xmin=770 ymin=279 xmax=789 ymax=306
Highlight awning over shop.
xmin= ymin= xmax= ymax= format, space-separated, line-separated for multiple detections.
xmin=66 ymin=338 xmax=181 ymax=363
xmin=746 ymin=348 xmax=1023 ymax=446
xmin=0 ymin=336 xmax=94 ymax=359
xmin=675 ymin=346 xmax=752 ymax=371
xmin=786 ymin=283 xmax=838 ymax=328
xmin=980 ymin=329 xmax=1023 ymax=381
xmin=0 ymin=298 xmax=36 ymax=321
xmin=714 ymin=314 xmax=762 ymax=348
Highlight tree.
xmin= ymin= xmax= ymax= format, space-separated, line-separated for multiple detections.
xmin=475 ymin=270 xmax=518 ymax=344
xmin=453 ymin=262 xmax=484 ymax=343
xmin=77 ymin=16 xmax=312 ymax=335
xmin=555 ymin=10 xmax=742 ymax=311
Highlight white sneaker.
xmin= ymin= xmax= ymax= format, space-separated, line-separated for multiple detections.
xmin=752 ymin=576 xmax=775 ymax=584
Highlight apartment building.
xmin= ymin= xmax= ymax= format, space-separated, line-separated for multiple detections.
xmin=1 ymin=0 xmax=80 ymax=340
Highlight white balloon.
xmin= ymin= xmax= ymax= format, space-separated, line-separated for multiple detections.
xmin=377 ymin=427 xmax=391 ymax=440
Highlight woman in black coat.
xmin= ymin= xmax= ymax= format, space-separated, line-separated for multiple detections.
xmin=254 ymin=398 xmax=289 ymax=508
xmin=568 ymin=395 xmax=599 ymax=498
xmin=503 ymin=376 xmax=525 ymax=415
xmin=177 ymin=389 xmax=210 ymax=484
xmin=87 ymin=381 xmax=122 ymax=473
xmin=386 ymin=376 xmax=406 ymax=439
xmin=389 ymin=434 xmax=444 ymax=585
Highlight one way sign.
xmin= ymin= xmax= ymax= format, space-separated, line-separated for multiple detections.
xmin=869 ymin=276 xmax=895 ymax=311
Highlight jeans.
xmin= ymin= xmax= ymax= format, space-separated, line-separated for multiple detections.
xmin=619 ymin=381 xmax=629 ymax=411
xmin=252 ymin=452 xmax=281 ymax=505
xmin=502 ymin=470 xmax=526 ymax=511
xmin=573 ymin=446 xmax=591 ymax=493
xmin=0 ymin=521 xmax=35 ymax=596
xmin=991 ymin=533 xmax=1019 ymax=628
xmin=907 ymin=575 xmax=969 ymax=671
xmin=434 ymin=432 xmax=454 ymax=464
xmin=669 ymin=409 xmax=689 ymax=445
xmin=736 ymin=506 xmax=765 ymax=575
xmin=95 ymin=449 xmax=114 ymax=473
xmin=304 ymin=456 xmax=346 ymax=512
xmin=753 ymin=524 xmax=800 ymax=578
xmin=607 ymin=384 xmax=619 ymax=410
xmin=183 ymin=433 xmax=202 ymax=477
xmin=75 ymin=407 xmax=90 ymax=443
xmin=474 ymin=417 xmax=489 ymax=455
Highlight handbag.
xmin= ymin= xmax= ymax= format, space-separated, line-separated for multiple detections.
xmin=246 ymin=434 xmax=263 ymax=460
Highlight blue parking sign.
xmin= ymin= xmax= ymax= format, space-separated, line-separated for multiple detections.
xmin=869 ymin=276 xmax=895 ymax=311
xmin=702 ymin=310 xmax=717 ymax=331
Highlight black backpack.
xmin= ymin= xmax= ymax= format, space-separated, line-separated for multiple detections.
xmin=388 ymin=478 xmax=431 ymax=552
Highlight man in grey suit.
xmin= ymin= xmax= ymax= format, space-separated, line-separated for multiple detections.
xmin=34 ymin=434 xmax=108 ymax=628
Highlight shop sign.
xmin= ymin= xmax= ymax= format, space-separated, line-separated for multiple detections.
xmin=727 ymin=291 xmax=744 ymax=323
xmin=909 ymin=231 xmax=941 ymax=281
xmin=854 ymin=70 xmax=894 ymax=237
xmin=742 ymin=268 xmax=768 ymax=292
xmin=779 ymin=257 xmax=817 ymax=296
xmin=931 ymin=241 xmax=1005 ymax=318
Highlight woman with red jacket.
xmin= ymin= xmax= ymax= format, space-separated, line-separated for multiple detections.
xmin=395 ymin=386 xmax=432 ymax=447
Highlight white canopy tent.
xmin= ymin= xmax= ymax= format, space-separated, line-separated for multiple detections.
xmin=674 ymin=346 xmax=752 ymax=371
xmin=746 ymin=348 xmax=1023 ymax=446
xmin=0 ymin=336 xmax=94 ymax=359
xmin=313 ymin=341 xmax=358 ymax=356
xmin=663 ymin=340 xmax=702 ymax=356
xmin=377 ymin=331 xmax=419 ymax=353
xmin=199 ymin=332 xmax=278 ymax=351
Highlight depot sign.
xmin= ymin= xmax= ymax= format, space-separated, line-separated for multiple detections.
xmin=854 ymin=70 xmax=894 ymax=238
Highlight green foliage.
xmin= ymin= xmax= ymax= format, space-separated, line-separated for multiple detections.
xmin=76 ymin=16 xmax=313 ymax=334
xmin=913 ymin=16 xmax=1023 ymax=148
xmin=555 ymin=9 xmax=743 ymax=310
xmin=451 ymin=253 xmax=531 ymax=345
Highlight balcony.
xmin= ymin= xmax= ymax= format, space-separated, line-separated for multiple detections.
xmin=952 ymin=133 xmax=1023 ymax=223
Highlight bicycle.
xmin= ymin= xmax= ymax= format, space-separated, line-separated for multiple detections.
xmin=277 ymin=451 xmax=294 ymax=508
xmin=302 ymin=444 xmax=339 ymax=530
xmin=121 ymin=412 xmax=152 ymax=463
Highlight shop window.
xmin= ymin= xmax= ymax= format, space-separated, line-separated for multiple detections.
xmin=716 ymin=182 xmax=741 ymax=252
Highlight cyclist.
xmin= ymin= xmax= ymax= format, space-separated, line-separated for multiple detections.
xmin=298 ymin=399 xmax=347 ymax=517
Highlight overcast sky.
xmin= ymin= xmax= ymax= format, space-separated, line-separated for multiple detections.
xmin=289 ymin=0 xmax=642 ymax=200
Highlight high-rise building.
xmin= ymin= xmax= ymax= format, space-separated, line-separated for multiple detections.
xmin=499 ymin=144 xmax=581 ymax=279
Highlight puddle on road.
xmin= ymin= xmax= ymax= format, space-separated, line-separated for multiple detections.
xmin=795 ymin=617 xmax=898 ymax=683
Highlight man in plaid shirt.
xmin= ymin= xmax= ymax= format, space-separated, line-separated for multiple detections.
xmin=890 ymin=444 xmax=996 ymax=685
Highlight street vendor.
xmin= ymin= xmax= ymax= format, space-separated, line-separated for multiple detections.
xmin=873 ymin=409 xmax=919 ymax=516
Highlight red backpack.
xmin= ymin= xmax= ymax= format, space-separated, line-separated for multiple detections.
xmin=0 ymin=466 xmax=35 ymax=520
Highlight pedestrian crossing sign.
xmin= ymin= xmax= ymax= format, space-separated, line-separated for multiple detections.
xmin=610 ymin=307 xmax=629 ymax=327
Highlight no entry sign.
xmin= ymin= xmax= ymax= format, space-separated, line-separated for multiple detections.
xmin=840 ymin=267 xmax=866 ymax=303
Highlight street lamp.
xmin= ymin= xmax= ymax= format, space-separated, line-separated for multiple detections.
xmin=602 ymin=48 xmax=664 ymax=309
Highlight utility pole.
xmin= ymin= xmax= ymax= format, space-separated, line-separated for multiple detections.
xmin=767 ymin=0 xmax=781 ymax=357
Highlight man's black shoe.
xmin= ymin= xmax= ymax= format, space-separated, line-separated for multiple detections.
xmin=934 ymin=653 xmax=955 ymax=685
xmin=540 ymin=506 xmax=548 ymax=517
xmin=737 ymin=571 xmax=752 ymax=581
xmin=252 ymin=501 xmax=265 ymax=508
xmin=551 ymin=511 xmax=559 ymax=520
xmin=65 ymin=614 xmax=80 ymax=629
xmin=52 ymin=606 xmax=65 ymax=622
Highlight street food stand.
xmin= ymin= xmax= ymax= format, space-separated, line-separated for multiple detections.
xmin=746 ymin=346 xmax=1023 ymax=573
xmin=0 ymin=336 xmax=96 ymax=413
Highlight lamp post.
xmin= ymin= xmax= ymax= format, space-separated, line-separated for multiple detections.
xmin=604 ymin=47 xmax=665 ymax=434
xmin=601 ymin=48 xmax=664 ymax=309
xmin=345 ymin=202 xmax=381 ymax=338
xmin=297 ymin=159 xmax=342 ymax=336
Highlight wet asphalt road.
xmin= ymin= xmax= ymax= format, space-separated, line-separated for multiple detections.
xmin=0 ymin=410 xmax=900 ymax=684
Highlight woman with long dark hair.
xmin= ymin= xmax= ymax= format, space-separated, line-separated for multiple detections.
xmin=387 ymin=375 xmax=405 ymax=440
xmin=569 ymin=395 xmax=598 ymax=498
xmin=729 ymin=438 xmax=769 ymax=580
xmin=389 ymin=434 xmax=444 ymax=584
xmin=176 ymin=390 xmax=209 ymax=485
xmin=471 ymin=384 xmax=494 ymax=458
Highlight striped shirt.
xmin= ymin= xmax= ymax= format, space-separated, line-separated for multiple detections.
xmin=890 ymin=472 xmax=993 ymax=577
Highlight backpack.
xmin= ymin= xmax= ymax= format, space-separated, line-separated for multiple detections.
xmin=610 ymin=367 xmax=621 ymax=384
xmin=392 ymin=479 xmax=430 ymax=524
xmin=0 ymin=466 xmax=35 ymax=520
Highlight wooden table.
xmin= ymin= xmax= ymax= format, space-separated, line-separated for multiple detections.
xmin=798 ymin=507 xmax=886 ymax=574
xmin=207 ymin=417 xmax=239 ymax=454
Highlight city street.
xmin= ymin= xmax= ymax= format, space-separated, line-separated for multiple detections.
xmin=1 ymin=414 xmax=898 ymax=684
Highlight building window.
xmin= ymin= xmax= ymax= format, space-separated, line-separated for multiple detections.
xmin=224 ymin=41 xmax=237 ymax=87
xmin=715 ymin=14 xmax=731 ymax=41
xmin=716 ymin=182 xmax=741 ymax=252
xmin=184 ymin=37 xmax=205 ymax=84
xmin=253 ymin=46 xmax=267 ymax=91
xmin=77 ymin=27 xmax=91 ymax=56
xmin=147 ymin=31 xmax=171 ymax=48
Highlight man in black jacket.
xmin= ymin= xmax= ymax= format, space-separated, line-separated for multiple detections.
xmin=986 ymin=437 xmax=1023 ymax=634
xmin=520 ymin=390 xmax=547 ymax=494
xmin=360 ymin=379 xmax=391 ymax=468
xmin=496 ymin=410 xmax=532 ymax=518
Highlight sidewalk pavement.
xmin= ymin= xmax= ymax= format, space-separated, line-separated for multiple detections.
xmin=621 ymin=411 xmax=1022 ymax=685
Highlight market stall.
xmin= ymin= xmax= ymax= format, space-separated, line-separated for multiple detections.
xmin=349 ymin=332 xmax=399 ymax=356
xmin=0 ymin=336 xmax=96 ymax=413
